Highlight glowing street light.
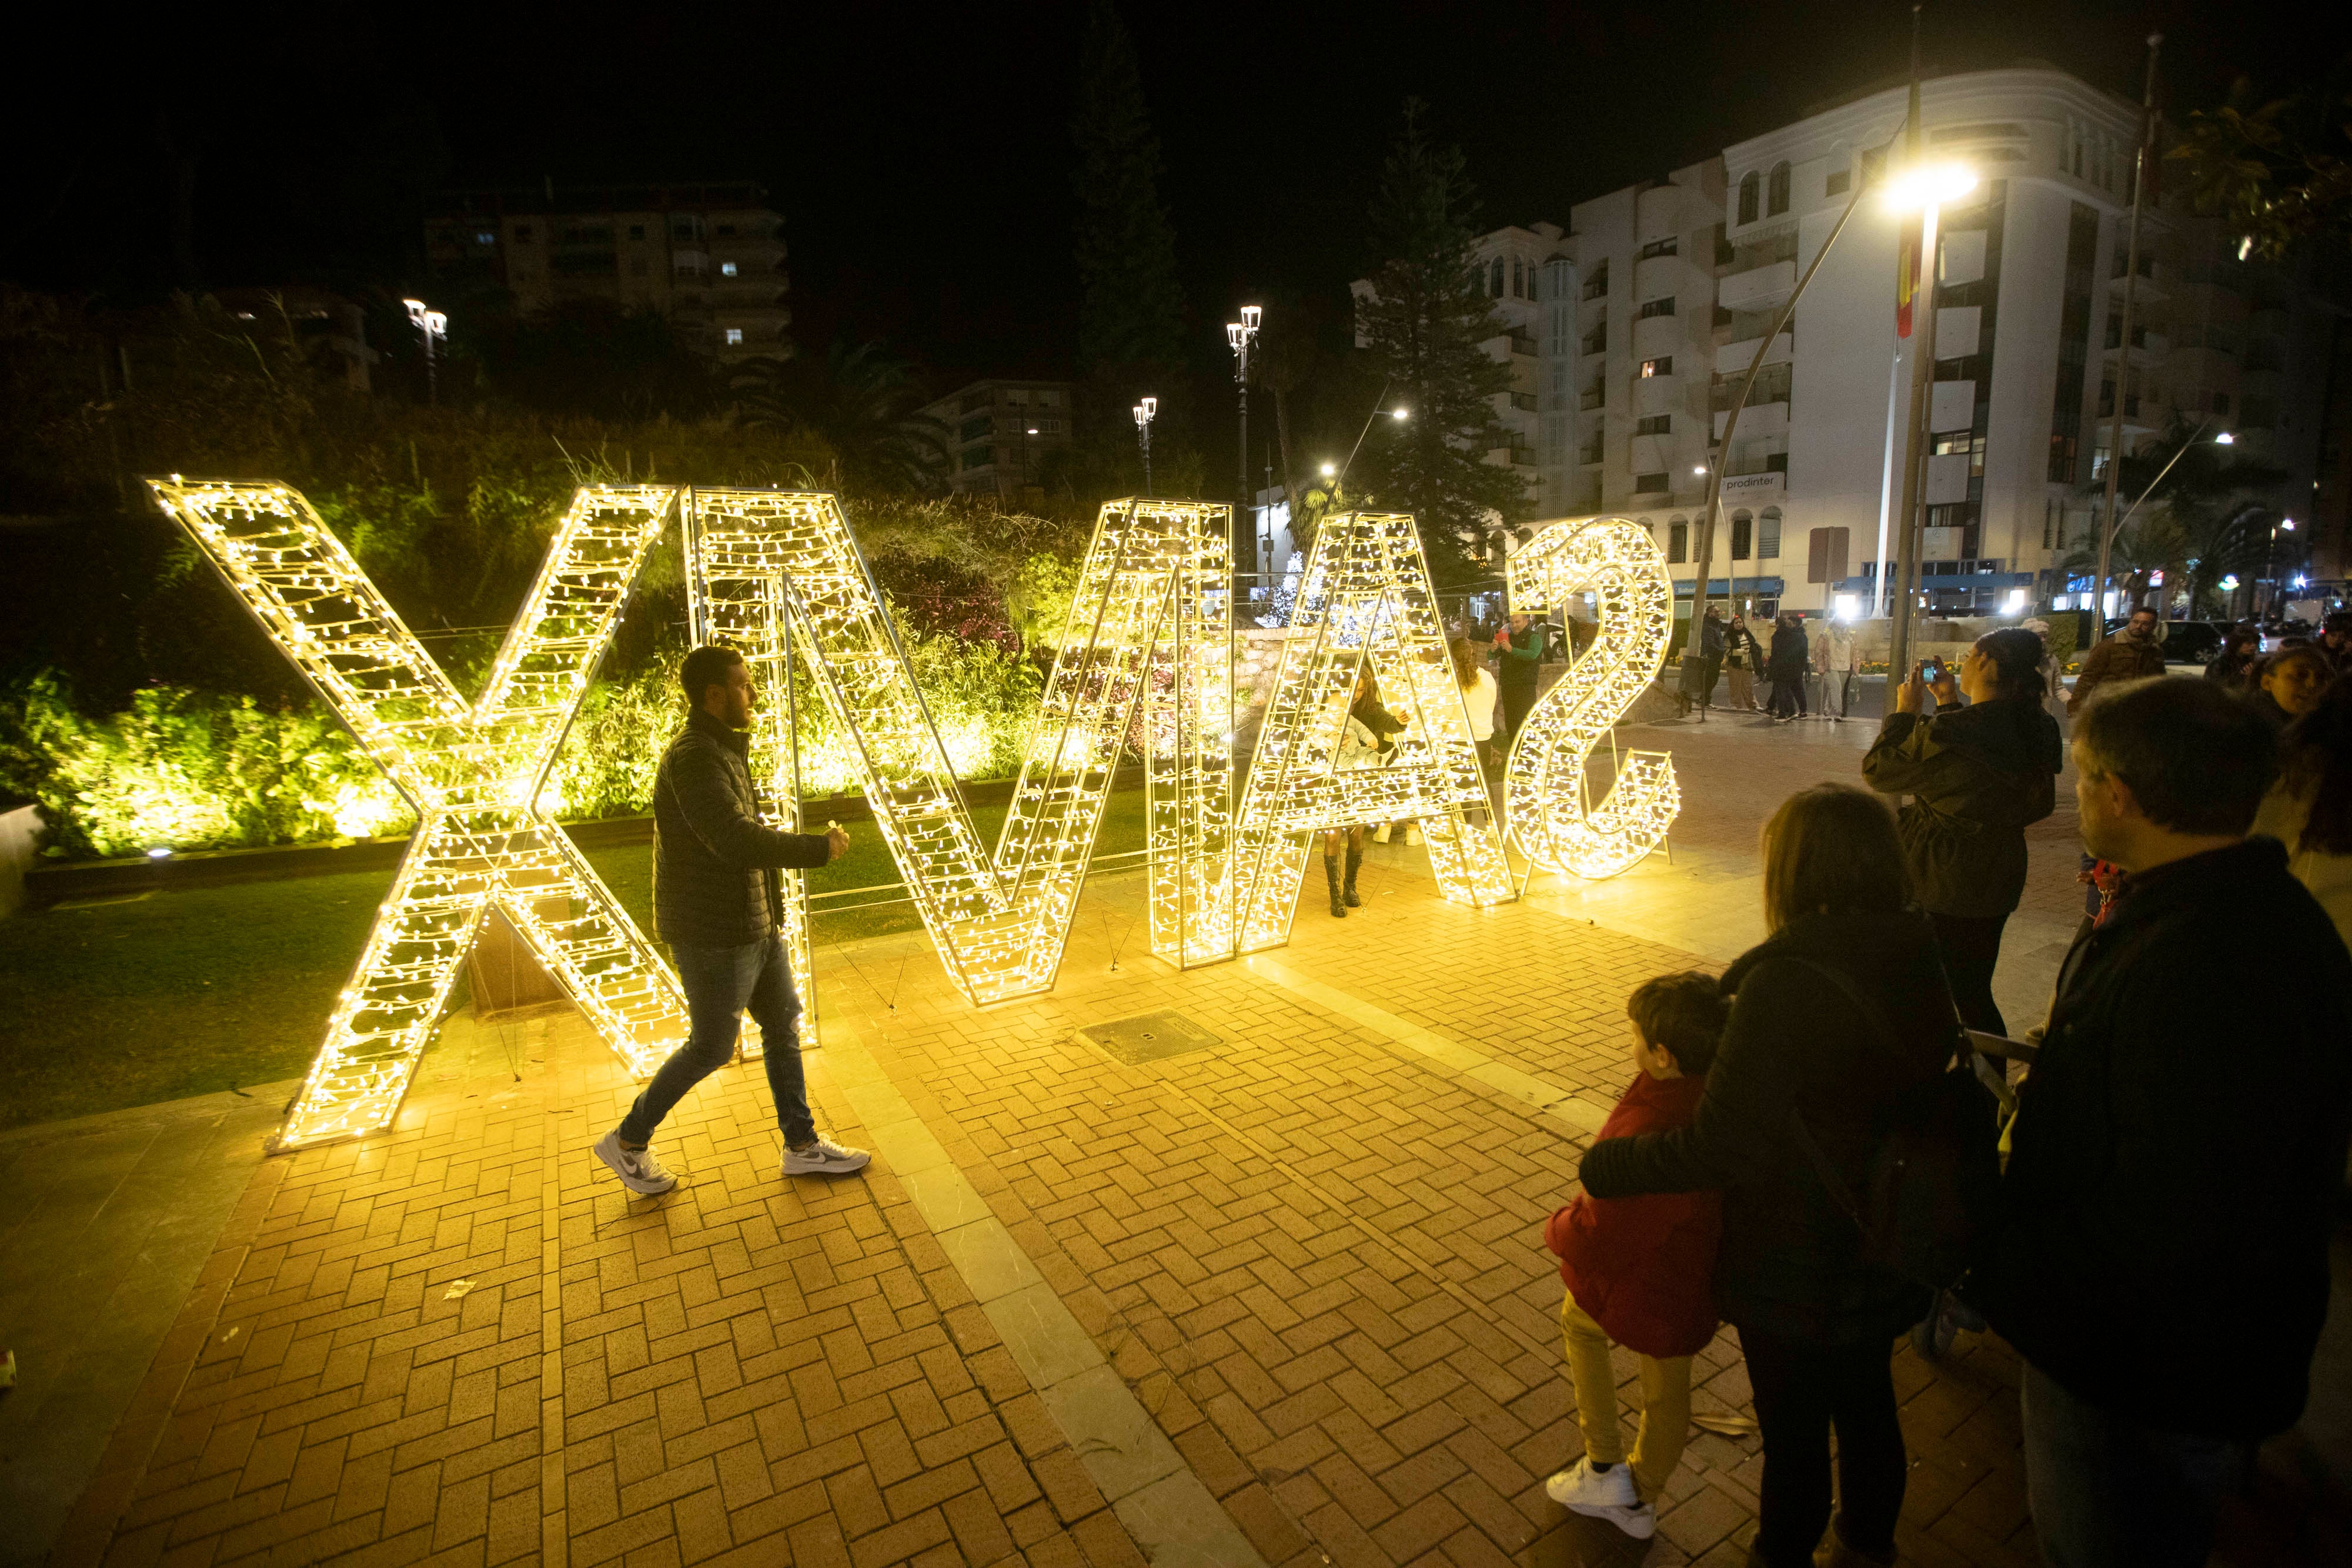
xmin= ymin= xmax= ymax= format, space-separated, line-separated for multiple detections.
xmin=1337 ymin=397 xmax=1410 ymax=486
xmin=1133 ymin=397 xmax=1157 ymax=494
xmin=2216 ymin=431 xmax=2236 ymax=444
xmin=403 ymin=297 xmax=447 ymax=406
xmin=1881 ymin=162 xmax=1979 ymax=211
xmin=1228 ymin=306 xmax=1263 ymax=573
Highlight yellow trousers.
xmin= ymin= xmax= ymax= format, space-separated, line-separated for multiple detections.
xmin=1561 ymin=1289 xmax=1692 ymax=1501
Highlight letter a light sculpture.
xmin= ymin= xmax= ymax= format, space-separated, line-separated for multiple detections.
xmin=1226 ymin=510 xmax=1516 ymax=950
xmin=1502 ymin=515 xmax=1680 ymax=878
xmin=149 ymin=480 xmax=689 ymax=1151
xmin=685 ymin=490 xmax=1235 ymax=1007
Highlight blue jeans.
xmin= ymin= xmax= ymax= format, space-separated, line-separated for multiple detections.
xmin=618 ymin=932 xmax=816 ymax=1149
xmin=2020 ymin=1362 xmax=2251 ymax=1568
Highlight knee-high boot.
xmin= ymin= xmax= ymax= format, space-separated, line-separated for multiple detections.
xmin=1324 ymin=855 xmax=1347 ymax=917
xmin=1343 ymin=847 xmax=1363 ymax=908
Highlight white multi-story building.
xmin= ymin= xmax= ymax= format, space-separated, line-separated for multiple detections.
xmin=1456 ymin=65 xmax=2338 ymax=627
xmin=914 ymin=379 xmax=1076 ymax=498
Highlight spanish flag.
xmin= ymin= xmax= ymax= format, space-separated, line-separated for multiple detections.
xmin=1896 ymin=213 xmax=1921 ymax=338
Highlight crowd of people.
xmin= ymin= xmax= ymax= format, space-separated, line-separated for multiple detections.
xmin=1539 ymin=614 xmax=2352 ymax=1567
xmin=1672 ymin=604 xmax=1866 ymax=722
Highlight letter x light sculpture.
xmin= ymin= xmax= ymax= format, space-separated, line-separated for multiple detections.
xmin=1502 ymin=514 xmax=1681 ymax=879
xmin=149 ymin=479 xmax=689 ymax=1151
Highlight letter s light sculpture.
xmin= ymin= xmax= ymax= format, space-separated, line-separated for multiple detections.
xmin=1502 ymin=515 xmax=1681 ymax=878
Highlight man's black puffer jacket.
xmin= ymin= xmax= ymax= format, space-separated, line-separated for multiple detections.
xmin=1579 ymin=909 xmax=1956 ymax=1345
xmin=652 ymin=710 xmax=833 ymax=948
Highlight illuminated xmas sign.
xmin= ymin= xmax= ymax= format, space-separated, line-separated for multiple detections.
xmin=149 ymin=479 xmax=690 ymax=1150
xmin=1504 ymin=516 xmax=1681 ymax=878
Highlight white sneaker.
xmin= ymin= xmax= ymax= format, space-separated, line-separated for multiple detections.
xmin=1404 ymin=825 xmax=1424 ymax=846
xmin=592 ymin=1131 xmax=677 ymax=1195
xmin=1545 ymin=1458 xmax=1655 ymax=1538
xmin=783 ymin=1136 xmax=872 ymax=1176
xmin=1372 ymin=823 xmax=1393 ymax=844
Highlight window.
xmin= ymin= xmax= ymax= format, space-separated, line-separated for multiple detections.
xmin=1759 ymin=507 xmax=1782 ymax=559
xmin=1038 ymin=389 xmax=1062 ymax=407
xmin=1512 ymin=258 xmax=1524 ymax=296
xmin=1635 ymin=472 xmax=1671 ymax=494
xmin=1582 ymin=260 xmax=1609 ymax=299
xmin=1738 ymin=172 xmax=1760 ymax=225
xmin=1731 ymin=512 xmax=1753 ymax=560
xmin=1635 ymin=414 xmax=1672 ymax=435
xmin=1040 ymin=417 xmax=1063 ymax=433
xmin=961 ymin=446 xmax=994 ymax=472
xmin=720 ymin=262 xmax=739 ymax=277
xmin=1638 ymin=236 xmax=1678 ymax=260
xmin=1825 ymin=169 xmax=1850 ymax=197
xmin=1638 ymin=296 xmax=1677 ymax=320
xmin=473 ymin=230 xmax=495 ymax=246
xmin=723 ymin=328 xmax=744 ymax=346
xmin=1641 ymin=356 xmax=1674 ymax=378
xmin=1509 ymin=391 xmax=1538 ymax=411
xmin=1767 ymin=162 xmax=1792 ymax=217
xmin=1668 ymin=521 xmax=1689 ymax=562
xmin=1490 ymin=258 xmax=1506 ymax=297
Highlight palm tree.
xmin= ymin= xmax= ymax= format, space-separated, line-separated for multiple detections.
xmin=730 ymin=340 xmax=951 ymax=494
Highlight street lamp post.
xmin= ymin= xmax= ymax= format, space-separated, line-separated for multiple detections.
xmin=2094 ymin=34 xmax=2165 ymax=624
xmin=403 ymin=298 xmax=447 ymax=406
xmin=1228 ymin=305 xmax=1261 ymax=574
xmin=1690 ymin=127 xmax=1925 ymax=718
xmin=1132 ymin=397 xmax=1157 ymax=496
xmin=1338 ymin=399 xmax=1409 ymax=487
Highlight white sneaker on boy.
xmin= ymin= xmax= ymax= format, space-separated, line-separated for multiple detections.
xmin=1544 ymin=1457 xmax=1656 ymax=1539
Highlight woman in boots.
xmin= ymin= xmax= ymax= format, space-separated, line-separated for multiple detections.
xmin=1326 ymin=667 xmax=1402 ymax=916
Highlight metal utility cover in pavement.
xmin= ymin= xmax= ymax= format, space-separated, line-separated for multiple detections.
xmin=1080 ymin=1010 xmax=1223 ymax=1066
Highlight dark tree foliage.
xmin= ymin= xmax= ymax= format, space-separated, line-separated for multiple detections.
xmin=1068 ymin=0 xmax=1192 ymax=495
xmin=458 ymin=298 xmax=726 ymax=423
xmin=1350 ymin=99 xmax=1525 ymax=584
xmin=729 ymin=340 xmax=950 ymax=494
xmin=2171 ymin=62 xmax=2352 ymax=260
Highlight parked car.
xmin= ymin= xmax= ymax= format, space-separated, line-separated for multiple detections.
xmin=2100 ymin=617 xmax=2233 ymax=666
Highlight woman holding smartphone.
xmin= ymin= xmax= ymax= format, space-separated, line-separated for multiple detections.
xmin=1860 ymin=628 xmax=2063 ymax=1034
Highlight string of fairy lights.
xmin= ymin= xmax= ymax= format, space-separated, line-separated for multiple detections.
xmin=149 ymin=479 xmax=690 ymax=1150
xmin=1502 ymin=515 xmax=1682 ymax=880
xmin=153 ymin=480 xmax=1677 ymax=1151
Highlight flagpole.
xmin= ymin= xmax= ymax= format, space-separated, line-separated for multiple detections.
xmin=2094 ymin=33 xmax=2163 ymax=627
xmin=1885 ymin=4 xmax=1934 ymax=686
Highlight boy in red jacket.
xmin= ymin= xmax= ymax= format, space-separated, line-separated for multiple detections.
xmin=1542 ymin=971 xmax=1727 ymax=1539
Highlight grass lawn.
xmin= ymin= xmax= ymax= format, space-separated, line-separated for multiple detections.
xmin=0 ymin=791 xmax=1148 ymax=1132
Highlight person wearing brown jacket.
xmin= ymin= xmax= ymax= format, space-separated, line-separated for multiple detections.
xmin=2066 ymin=607 xmax=2166 ymax=713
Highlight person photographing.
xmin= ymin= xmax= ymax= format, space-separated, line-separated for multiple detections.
xmin=1862 ymin=630 xmax=2062 ymax=1035
xmin=592 ymin=645 xmax=871 ymax=1195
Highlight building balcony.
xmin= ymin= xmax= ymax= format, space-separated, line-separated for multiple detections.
xmin=1634 ymin=253 xmax=1684 ymax=302
xmin=1632 ymin=313 xmax=1683 ymax=360
xmin=1633 ymin=375 xmax=1681 ymax=417
xmin=1716 ymin=332 xmax=1793 ymax=375
xmin=1718 ymin=259 xmax=1796 ymax=313
xmin=2107 ymin=259 xmax=2167 ymax=303
xmin=2102 ymin=329 xmax=2169 ymax=367
xmin=1579 ymin=387 xmax=1606 ymax=412
xmin=1715 ymin=400 xmax=1787 ymax=439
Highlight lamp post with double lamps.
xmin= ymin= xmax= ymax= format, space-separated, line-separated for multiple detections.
xmin=1133 ymin=397 xmax=1157 ymax=496
xmin=403 ymin=298 xmax=447 ymax=406
xmin=1227 ymin=306 xmax=1262 ymax=574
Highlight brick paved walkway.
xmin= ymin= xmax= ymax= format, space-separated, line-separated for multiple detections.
xmin=42 ymin=711 xmax=2347 ymax=1567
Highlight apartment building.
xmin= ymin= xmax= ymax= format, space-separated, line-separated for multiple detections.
xmin=1459 ymin=66 xmax=2340 ymax=626
xmin=424 ymin=181 xmax=790 ymax=363
xmin=916 ymin=379 xmax=1076 ymax=498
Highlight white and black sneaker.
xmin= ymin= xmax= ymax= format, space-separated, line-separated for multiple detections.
xmin=783 ymin=1136 xmax=873 ymax=1176
xmin=1544 ymin=1457 xmax=1655 ymax=1539
xmin=592 ymin=1131 xmax=678 ymax=1195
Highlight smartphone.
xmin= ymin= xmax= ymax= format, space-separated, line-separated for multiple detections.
xmin=1920 ymin=657 xmax=1945 ymax=681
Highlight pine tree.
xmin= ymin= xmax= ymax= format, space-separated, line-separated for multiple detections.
xmin=1068 ymin=0 xmax=1188 ymax=496
xmin=1352 ymin=99 xmax=1525 ymax=581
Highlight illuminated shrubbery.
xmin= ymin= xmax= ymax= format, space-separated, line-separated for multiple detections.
xmin=5 ymin=611 xmax=1057 ymax=857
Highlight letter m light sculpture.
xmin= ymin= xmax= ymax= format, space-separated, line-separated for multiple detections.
xmin=149 ymin=480 xmax=689 ymax=1151
xmin=684 ymin=490 xmax=1236 ymax=1007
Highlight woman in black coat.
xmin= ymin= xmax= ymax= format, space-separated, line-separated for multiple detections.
xmin=1581 ymin=784 xmax=1957 ymax=1568
xmin=1765 ymin=611 xmax=1810 ymax=720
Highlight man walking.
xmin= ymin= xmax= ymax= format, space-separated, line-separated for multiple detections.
xmin=1972 ymin=678 xmax=2351 ymax=1567
xmin=2064 ymin=606 xmax=2164 ymax=713
xmin=592 ymin=645 xmax=871 ymax=1194
xmin=1812 ymin=614 xmax=1857 ymax=721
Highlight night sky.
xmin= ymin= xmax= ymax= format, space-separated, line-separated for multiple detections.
xmin=8 ymin=1 xmax=2345 ymax=400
